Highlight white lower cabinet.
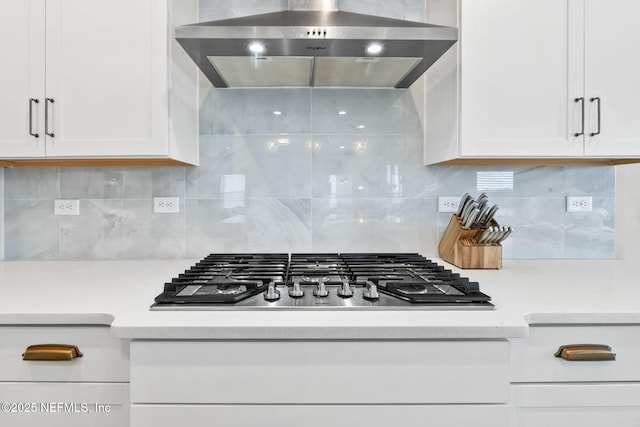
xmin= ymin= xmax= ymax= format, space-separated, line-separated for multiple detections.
xmin=510 ymin=325 xmax=640 ymax=426
xmin=0 ymin=325 xmax=130 ymax=427
xmin=132 ymin=404 xmax=508 ymax=427
xmin=130 ymin=339 xmax=511 ymax=427
xmin=0 ymin=382 xmax=129 ymax=427
xmin=512 ymin=383 xmax=640 ymax=427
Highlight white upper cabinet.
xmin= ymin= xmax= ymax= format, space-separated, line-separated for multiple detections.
xmin=424 ymin=0 xmax=640 ymax=165
xmin=0 ymin=0 xmax=46 ymax=157
xmin=583 ymin=0 xmax=640 ymax=157
xmin=0 ymin=0 xmax=199 ymax=165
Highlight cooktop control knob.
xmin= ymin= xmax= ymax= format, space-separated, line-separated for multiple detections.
xmin=313 ymin=282 xmax=329 ymax=297
xmin=337 ymin=281 xmax=353 ymax=297
xmin=264 ymin=283 xmax=281 ymax=302
xmin=363 ymin=282 xmax=379 ymax=300
xmin=289 ymin=280 xmax=304 ymax=298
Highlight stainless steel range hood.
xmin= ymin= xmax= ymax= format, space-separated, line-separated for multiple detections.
xmin=175 ymin=0 xmax=457 ymax=89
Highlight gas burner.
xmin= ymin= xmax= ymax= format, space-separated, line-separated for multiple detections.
xmin=151 ymin=253 xmax=493 ymax=310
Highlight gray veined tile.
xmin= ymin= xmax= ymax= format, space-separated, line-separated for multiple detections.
xmin=4 ymin=200 xmax=59 ymax=259
xmin=563 ymin=197 xmax=615 ymax=258
xmin=4 ymin=167 xmax=58 ymax=200
xmin=312 ymin=134 xmax=432 ymax=198
xmin=311 ymin=198 xmax=438 ymax=256
xmin=311 ymin=88 xmax=423 ymax=135
xmin=186 ymin=135 xmax=312 ymax=199
xmin=185 ymin=199 xmax=311 ymax=256
xmin=59 ymin=200 xmax=186 ymax=259
xmin=200 ymin=88 xmax=311 ymax=135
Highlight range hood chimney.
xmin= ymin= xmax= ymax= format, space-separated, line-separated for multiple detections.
xmin=175 ymin=0 xmax=457 ymax=89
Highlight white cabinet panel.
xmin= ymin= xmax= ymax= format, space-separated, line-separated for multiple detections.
xmin=132 ymin=404 xmax=510 ymax=427
xmin=510 ymin=324 xmax=640 ymax=427
xmin=0 ymin=326 xmax=129 ymax=382
xmin=0 ymin=382 xmax=129 ymax=427
xmin=424 ymin=0 xmax=640 ymax=164
xmin=510 ymin=325 xmax=640 ymax=383
xmin=44 ymin=0 xmax=167 ymax=157
xmin=512 ymin=383 xmax=640 ymax=427
xmin=0 ymin=0 xmax=198 ymax=165
xmin=131 ymin=340 xmax=510 ymax=405
xmin=0 ymin=0 xmax=45 ymax=157
xmin=584 ymin=0 xmax=640 ymax=156
xmin=459 ymin=0 xmax=583 ymax=158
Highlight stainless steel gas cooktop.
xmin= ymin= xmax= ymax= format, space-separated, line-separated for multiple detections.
xmin=151 ymin=253 xmax=493 ymax=311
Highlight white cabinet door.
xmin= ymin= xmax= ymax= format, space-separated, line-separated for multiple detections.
xmin=44 ymin=0 xmax=168 ymax=158
xmin=0 ymin=0 xmax=46 ymax=157
xmin=459 ymin=0 xmax=584 ymax=158
xmin=584 ymin=0 xmax=640 ymax=157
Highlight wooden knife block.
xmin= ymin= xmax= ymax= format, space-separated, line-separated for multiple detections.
xmin=438 ymin=215 xmax=502 ymax=269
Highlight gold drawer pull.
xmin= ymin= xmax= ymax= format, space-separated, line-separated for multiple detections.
xmin=554 ymin=344 xmax=615 ymax=361
xmin=22 ymin=344 xmax=83 ymax=361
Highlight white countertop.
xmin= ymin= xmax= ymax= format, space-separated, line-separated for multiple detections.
xmin=1 ymin=258 xmax=639 ymax=340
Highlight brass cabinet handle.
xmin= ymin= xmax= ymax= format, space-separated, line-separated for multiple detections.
xmin=554 ymin=344 xmax=615 ymax=361
xmin=22 ymin=344 xmax=83 ymax=361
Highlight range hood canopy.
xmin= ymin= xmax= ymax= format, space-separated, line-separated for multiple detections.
xmin=175 ymin=0 xmax=457 ymax=89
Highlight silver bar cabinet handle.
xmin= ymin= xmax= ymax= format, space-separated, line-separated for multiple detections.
xmin=29 ymin=98 xmax=39 ymax=138
xmin=45 ymin=97 xmax=55 ymax=137
xmin=574 ymin=97 xmax=584 ymax=137
xmin=590 ymin=97 xmax=601 ymax=136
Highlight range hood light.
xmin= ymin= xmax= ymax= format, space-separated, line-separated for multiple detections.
xmin=249 ymin=42 xmax=265 ymax=54
xmin=365 ymin=43 xmax=383 ymax=55
xmin=273 ymin=110 xmax=283 ymax=115
xmin=338 ymin=111 xmax=347 ymax=115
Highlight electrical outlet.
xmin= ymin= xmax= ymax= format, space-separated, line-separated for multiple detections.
xmin=438 ymin=196 xmax=461 ymax=213
xmin=566 ymin=196 xmax=592 ymax=212
xmin=54 ymin=199 xmax=80 ymax=216
xmin=154 ymin=197 xmax=180 ymax=213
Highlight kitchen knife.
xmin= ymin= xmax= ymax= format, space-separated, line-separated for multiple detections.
xmin=476 ymin=204 xmax=491 ymax=226
xmin=497 ymin=227 xmax=513 ymax=243
xmin=460 ymin=201 xmax=478 ymax=224
xmin=463 ymin=208 xmax=480 ymax=229
xmin=456 ymin=193 xmax=472 ymax=216
xmin=481 ymin=204 xmax=499 ymax=226
xmin=478 ymin=226 xmax=496 ymax=243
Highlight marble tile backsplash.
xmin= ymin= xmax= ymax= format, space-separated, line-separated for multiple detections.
xmin=0 ymin=0 xmax=616 ymax=260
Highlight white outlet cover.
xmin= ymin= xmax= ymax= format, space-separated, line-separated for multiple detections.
xmin=54 ymin=199 xmax=80 ymax=216
xmin=154 ymin=197 xmax=180 ymax=213
xmin=566 ymin=196 xmax=592 ymax=212
xmin=438 ymin=196 xmax=460 ymax=213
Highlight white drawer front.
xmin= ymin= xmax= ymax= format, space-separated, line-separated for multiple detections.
xmin=512 ymin=383 xmax=640 ymax=427
xmin=0 ymin=382 xmax=129 ymax=427
xmin=131 ymin=404 xmax=509 ymax=427
xmin=0 ymin=326 xmax=129 ymax=382
xmin=131 ymin=340 xmax=510 ymax=404
xmin=511 ymin=325 xmax=640 ymax=382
